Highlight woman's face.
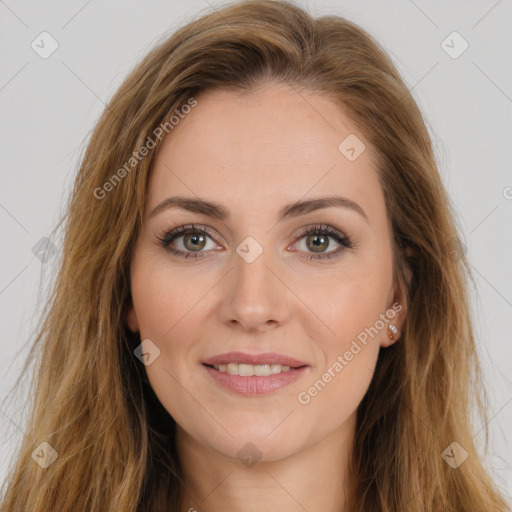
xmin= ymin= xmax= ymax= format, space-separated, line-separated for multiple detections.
xmin=127 ymin=81 xmax=407 ymax=461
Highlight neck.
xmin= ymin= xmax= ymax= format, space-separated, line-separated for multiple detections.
xmin=176 ymin=413 xmax=355 ymax=512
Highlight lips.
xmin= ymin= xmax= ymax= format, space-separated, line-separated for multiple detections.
xmin=202 ymin=351 xmax=308 ymax=368
xmin=202 ymin=352 xmax=311 ymax=395
xmin=203 ymin=362 xmax=309 ymax=396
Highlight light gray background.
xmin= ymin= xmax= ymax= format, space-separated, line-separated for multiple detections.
xmin=1 ymin=0 xmax=511 ymax=501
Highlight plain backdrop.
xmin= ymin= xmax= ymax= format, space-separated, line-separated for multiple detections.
xmin=1 ymin=0 xmax=511 ymax=502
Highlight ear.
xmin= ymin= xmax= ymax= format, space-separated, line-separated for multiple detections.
xmin=126 ymin=303 xmax=140 ymax=333
xmin=380 ymin=247 xmax=413 ymax=348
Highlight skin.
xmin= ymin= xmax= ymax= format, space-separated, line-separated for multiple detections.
xmin=126 ymin=81 xmax=409 ymax=512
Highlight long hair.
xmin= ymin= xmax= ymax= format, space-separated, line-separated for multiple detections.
xmin=1 ymin=1 xmax=509 ymax=510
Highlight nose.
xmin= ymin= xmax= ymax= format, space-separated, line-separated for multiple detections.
xmin=219 ymin=242 xmax=291 ymax=332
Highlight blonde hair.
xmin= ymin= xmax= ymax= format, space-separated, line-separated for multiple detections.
xmin=1 ymin=1 xmax=509 ymax=510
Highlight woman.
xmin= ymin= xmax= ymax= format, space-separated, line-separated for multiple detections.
xmin=1 ymin=0 xmax=509 ymax=510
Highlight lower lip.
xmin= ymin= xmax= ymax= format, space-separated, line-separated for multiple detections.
xmin=203 ymin=364 xmax=309 ymax=396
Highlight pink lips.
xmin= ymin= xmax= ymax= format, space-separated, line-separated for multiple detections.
xmin=202 ymin=351 xmax=310 ymax=396
xmin=202 ymin=351 xmax=308 ymax=368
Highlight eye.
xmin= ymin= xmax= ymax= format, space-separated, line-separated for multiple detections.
xmin=156 ymin=223 xmax=355 ymax=261
xmin=156 ymin=224 xmax=218 ymax=260
xmin=291 ymin=224 xmax=355 ymax=261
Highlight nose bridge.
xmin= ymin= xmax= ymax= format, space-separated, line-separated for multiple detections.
xmin=223 ymin=235 xmax=288 ymax=329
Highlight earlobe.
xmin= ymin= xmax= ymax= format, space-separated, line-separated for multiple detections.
xmin=380 ymin=312 xmax=404 ymax=348
xmin=388 ymin=323 xmax=400 ymax=341
xmin=386 ymin=246 xmax=414 ymax=344
xmin=381 ymin=322 xmax=401 ymax=347
xmin=380 ymin=276 xmax=409 ymax=348
xmin=126 ymin=306 xmax=139 ymax=333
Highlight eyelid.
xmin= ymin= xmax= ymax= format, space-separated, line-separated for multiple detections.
xmin=156 ymin=222 xmax=355 ymax=260
xmin=289 ymin=224 xmax=355 ymax=259
xmin=156 ymin=223 xmax=221 ymax=248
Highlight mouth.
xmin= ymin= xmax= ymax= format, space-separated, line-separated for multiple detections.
xmin=201 ymin=352 xmax=310 ymax=396
xmin=202 ymin=351 xmax=308 ymax=369
xmin=203 ymin=362 xmax=302 ymax=376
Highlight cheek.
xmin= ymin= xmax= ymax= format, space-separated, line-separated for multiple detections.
xmin=305 ymin=262 xmax=393 ymax=346
xmin=130 ymin=266 xmax=206 ymax=426
xmin=131 ymin=261 xmax=208 ymax=342
xmin=295 ymin=348 xmax=378 ymax=434
xmin=130 ymin=257 xmax=220 ymax=350
xmin=298 ymin=258 xmax=392 ymax=401
xmin=299 ymin=258 xmax=392 ymax=416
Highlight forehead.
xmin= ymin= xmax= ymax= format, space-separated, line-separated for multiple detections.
xmin=147 ymin=82 xmax=383 ymax=222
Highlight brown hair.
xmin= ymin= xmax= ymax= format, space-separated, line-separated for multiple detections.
xmin=1 ymin=0 xmax=509 ymax=510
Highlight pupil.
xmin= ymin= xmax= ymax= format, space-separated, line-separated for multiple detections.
xmin=186 ymin=233 xmax=205 ymax=251
xmin=309 ymin=235 xmax=327 ymax=252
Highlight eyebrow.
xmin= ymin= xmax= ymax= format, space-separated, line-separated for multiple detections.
xmin=149 ymin=195 xmax=368 ymax=222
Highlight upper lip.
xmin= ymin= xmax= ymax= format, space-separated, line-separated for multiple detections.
xmin=202 ymin=351 xmax=309 ymax=368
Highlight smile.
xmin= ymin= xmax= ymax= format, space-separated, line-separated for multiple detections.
xmin=202 ymin=363 xmax=309 ymax=396
xmin=212 ymin=363 xmax=291 ymax=376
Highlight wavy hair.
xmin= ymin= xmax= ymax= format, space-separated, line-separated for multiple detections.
xmin=1 ymin=0 xmax=509 ymax=510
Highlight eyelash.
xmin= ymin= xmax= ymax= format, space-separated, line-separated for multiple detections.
xmin=155 ymin=223 xmax=355 ymax=261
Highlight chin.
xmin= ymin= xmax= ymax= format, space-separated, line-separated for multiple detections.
xmin=201 ymin=425 xmax=310 ymax=463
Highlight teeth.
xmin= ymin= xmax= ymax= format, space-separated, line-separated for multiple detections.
xmin=227 ymin=363 xmax=239 ymax=375
xmin=212 ymin=363 xmax=291 ymax=376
